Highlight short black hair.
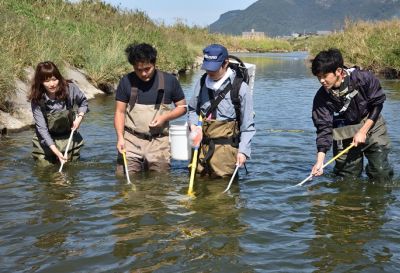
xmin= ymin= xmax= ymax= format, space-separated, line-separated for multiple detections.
xmin=125 ymin=43 xmax=157 ymax=65
xmin=311 ymin=48 xmax=344 ymax=76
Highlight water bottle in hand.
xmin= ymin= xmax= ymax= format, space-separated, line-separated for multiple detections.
xmin=190 ymin=127 xmax=202 ymax=148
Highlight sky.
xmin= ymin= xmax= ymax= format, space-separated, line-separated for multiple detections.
xmin=101 ymin=0 xmax=256 ymax=26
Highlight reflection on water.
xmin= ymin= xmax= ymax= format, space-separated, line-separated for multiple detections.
xmin=107 ymin=174 xmax=250 ymax=272
xmin=0 ymin=52 xmax=399 ymax=272
xmin=383 ymin=80 xmax=400 ymax=101
xmin=306 ymin=181 xmax=396 ymax=272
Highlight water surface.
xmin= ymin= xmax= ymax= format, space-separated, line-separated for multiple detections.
xmin=1 ymin=52 xmax=399 ymax=272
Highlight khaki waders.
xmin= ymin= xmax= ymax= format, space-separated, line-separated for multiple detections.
xmin=116 ymin=72 xmax=171 ymax=175
xmin=196 ymin=119 xmax=239 ymax=178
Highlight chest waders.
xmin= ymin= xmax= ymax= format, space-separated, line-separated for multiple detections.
xmin=197 ymin=119 xmax=240 ymax=177
xmin=332 ymin=92 xmax=393 ymax=180
xmin=117 ymin=71 xmax=171 ymax=174
xmin=32 ymin=105 xmax=83 ymax=165
xmin=195 ymin=75 xmax=242 ymax=178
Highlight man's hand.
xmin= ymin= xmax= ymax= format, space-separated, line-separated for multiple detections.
xmin=149 ymin=115 xmax=167 ymax=128
xmin=311 ymin=152 xmax=326 ymax=176
xmin=236 ymin=152 xmax=247 ymax=167
xmin=353 ymin=118 xmax=374 ymax=147
xmin=352 ymin=130 xmax=367 ymax=147
xmin=117 ymin=139 xmax=125 ymax=154
xmin=311 ymin=162 xmax=324 ymax=176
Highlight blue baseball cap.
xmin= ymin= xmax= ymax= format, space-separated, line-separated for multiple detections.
xmin=201 ymin=44 xmax=228 ymax=72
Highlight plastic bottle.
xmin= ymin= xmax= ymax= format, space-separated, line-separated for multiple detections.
xmin=190 ymin=126 xmax=202 ymax=148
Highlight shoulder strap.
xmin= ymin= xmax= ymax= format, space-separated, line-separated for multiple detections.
xmin=65 ymin=98 xmax=72 ymax=110
xmin=197 ymin=73 xmax=208 ymax=116
xmin=199 ymin=72 xmax=242 ymax=124
xmin=126 ymin=71 xmax=165 ymax=111
xmin=127 ymin=73 xmax=138 ymax=112
xmin=205 ymin=82 xmax=232 ymax=119
xmin=231 ymin=76 xmax=242 ymax=128
xmin=207 ymin=87 xmax=215 ymax=118
xmin=38 ymin=97 xmax=46 ymax=112
xmin=339 ymin=89 xmax=358 ymax=113
xmin=65 ymin=83 xmax=73 ymax=110
xmin=338 ymin=73 xmax=359 ymax=114
xmin=154 ymin=71 xmax=165 ymax=110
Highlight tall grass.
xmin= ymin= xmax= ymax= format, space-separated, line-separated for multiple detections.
xmin=306 ymin=19 xmax=400 ymax=73
xmin=0 ymin=0 xmax=291 ymax=107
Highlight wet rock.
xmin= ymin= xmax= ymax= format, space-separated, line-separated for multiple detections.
xmin=64 ymin=66 xmax=104 ymax=99
xmin=97 ymin=82 xmax=115 ymax=94
xmin=0 ymin=110 xmax=30 ymax=131
xmin=380 ymin=67 xmax=400 ymax=79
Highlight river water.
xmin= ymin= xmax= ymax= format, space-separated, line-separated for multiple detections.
xmin=1 ymin=52 xmax=399 ymax=272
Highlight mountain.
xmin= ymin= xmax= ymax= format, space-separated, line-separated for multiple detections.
xmin=209 ymin=0 xmax=400 ymax=37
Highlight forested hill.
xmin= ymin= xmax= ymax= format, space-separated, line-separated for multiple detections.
xmin=209 ymin=0 xmax=400 ymax=36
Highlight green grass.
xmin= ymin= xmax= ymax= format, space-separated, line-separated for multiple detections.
xmin=4 ymin=1 xmax=397 ymax=110
xmin=0 ymin=0 xmax=291 ymax=108
xmin=290 ymin=19 xmax=400 ymax=73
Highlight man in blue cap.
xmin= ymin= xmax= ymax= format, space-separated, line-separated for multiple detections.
xmin=188 ymin=44 xmax=255 ymax=177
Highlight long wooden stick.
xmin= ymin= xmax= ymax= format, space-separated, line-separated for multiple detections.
xmin=296 ymin=143 xmax=355 ymax=187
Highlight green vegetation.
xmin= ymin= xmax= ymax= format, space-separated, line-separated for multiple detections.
xmin=2 ymin=0 xmax=398 ymax=109
xmin=291 ymin=19 xmax=400 ymax=74
xmin=0 ymin=0 xmax=290 ymax=107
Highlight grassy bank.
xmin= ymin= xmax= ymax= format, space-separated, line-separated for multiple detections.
xmin=291 ymin=19 xmax=400 ymax=76
xmin=0 ymin=0 xmax=291 ymax=107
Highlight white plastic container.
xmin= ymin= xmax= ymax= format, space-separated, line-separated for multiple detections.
xmin=169 ymin=122 xmax=191 ymax=160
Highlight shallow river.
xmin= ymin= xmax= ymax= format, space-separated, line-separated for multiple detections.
xmin=1 ymin=52 xmax=400 ymax=272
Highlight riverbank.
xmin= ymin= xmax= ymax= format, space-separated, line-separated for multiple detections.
xmin=1 ymin=1 xmax=399 ymax=134
xmin=0 ymin=0 xmax=292 ymax=133
xmin=290 ymin=19 xmax=400 ymax=79
xmin=0 ymin=0 xmax=290 ymax=106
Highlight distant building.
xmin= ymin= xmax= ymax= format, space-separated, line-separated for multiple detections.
xmin=242 ymin=29 xmax=265 ymax=38
xmin=316 ymin=30 xmax=332 ymax=36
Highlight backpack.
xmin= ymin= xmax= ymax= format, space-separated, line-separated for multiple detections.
xmin=199 ymin=55 xmax=249 ymax=127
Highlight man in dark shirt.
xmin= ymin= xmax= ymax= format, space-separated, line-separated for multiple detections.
xmin=114 ymin=43 xmax=186 ymax=174
xmin=309 ymin=48 xmax=393 ymax=180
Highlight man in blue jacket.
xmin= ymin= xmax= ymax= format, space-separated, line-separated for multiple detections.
xmin=309 ymin=48 xmax=393 ymax=180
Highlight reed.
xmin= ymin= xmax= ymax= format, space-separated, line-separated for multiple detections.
xmin=304 ymin=19 xmax=400 ymax=73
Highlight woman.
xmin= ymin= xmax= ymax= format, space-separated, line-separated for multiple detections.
xmin=28 ymin=61 xmax=89 ymax=165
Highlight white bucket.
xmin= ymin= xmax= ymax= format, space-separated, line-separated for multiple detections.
xmin=169 ymin=122 xmax=191 ymax=161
